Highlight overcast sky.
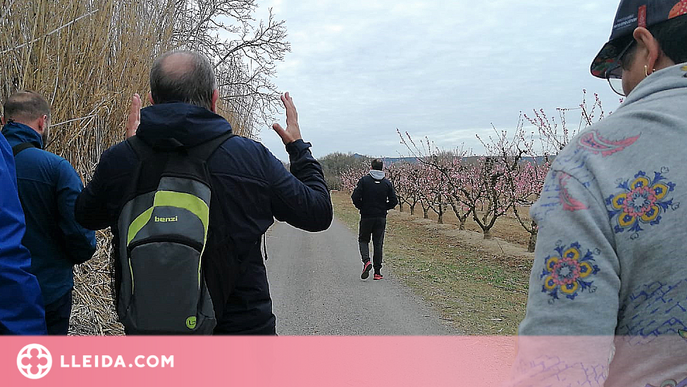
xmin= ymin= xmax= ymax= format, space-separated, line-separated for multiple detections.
xmin=252 ymin=0 xmax=623 ymax=161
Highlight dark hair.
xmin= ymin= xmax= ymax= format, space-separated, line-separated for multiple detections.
xmin=150 ymin=50 xmax=216 ymax=110
xmin=623 ymin=14 xmax=687 ymax=69
xmin=371 ymin=159 xmax=383 ymax=170
xmin=3 ymin=91 xmax=51 ymax=122
xmin=650 ymin=14 xmax=687 ymax=64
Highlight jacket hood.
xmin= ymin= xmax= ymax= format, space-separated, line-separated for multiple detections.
xmin=136 ymin=103 xmax=233 ymax=148
xmin=622 ymin=63 xmax=687 ymax=107
xmin=369 ymin=170 xmax=385 ymax=180
xmin=1 ymin=121 xmax=43 ymax=149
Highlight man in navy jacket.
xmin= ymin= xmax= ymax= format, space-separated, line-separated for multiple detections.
xmin=75 ymin=50 xmax=332 ymax=335
xmin=351 ymin=159 xmax=398 ymax=280
xmin=2 ymin=91 xmax=96 ymax=335
xmin=0 ymin=124 xmax=46 ymax=335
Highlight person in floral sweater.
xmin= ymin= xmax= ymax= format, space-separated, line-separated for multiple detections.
xmin=511 ymin=1 xmax=687 ymax=386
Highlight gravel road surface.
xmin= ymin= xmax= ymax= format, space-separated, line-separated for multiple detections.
xmin=266 ymin=219 xmax=456 ymax=335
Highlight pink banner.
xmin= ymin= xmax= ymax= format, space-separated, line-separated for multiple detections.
xmin=3 ymin=336 xmax=517 ymax=386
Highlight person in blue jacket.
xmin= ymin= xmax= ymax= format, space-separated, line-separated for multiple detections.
xmin=0 ymin=126 xmax=46 ymax=335
xmin=75 ymin=50 xmax=332 ymax=335
xmin=2 ymin=91 xmax=96 ymax=335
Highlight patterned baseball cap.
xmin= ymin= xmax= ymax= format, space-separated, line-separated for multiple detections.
xmin=590 ymin=0 xmax=687 ymax=78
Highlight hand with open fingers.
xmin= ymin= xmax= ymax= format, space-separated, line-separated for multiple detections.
xmin=272 ymin=92 xmax=303 ymax=145
xmin=125 ymin=93 xmax=142 ymax=139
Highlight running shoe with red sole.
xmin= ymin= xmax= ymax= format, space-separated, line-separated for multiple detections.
xmin=361 ymin=261 xmax=372 ymax=279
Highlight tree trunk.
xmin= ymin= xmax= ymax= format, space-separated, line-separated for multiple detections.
xmin=482 ymin=228 xmax=492 ymax=239
xmin=528 ymin=222 xmax=538 ymax=252
xmin=459 ymin=219 xmax=466 ymax=230
xmin=410 ymin=205 xmax=415 ymax=216
xmin=438 ymin=213 xmax=443 ymax=224
xmin=398 ymin=202 xmax=404 ymax=212
xmin=423 ymin=208 xmax=429 ymax=219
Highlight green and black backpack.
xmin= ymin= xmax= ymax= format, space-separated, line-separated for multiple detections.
xmin=116 ymin=132 xmax=233 ymax=335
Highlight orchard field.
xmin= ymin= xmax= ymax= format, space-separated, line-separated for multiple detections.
xmin=303 ymin=95 xmax=611 ymax=334
xmin=332 ymin=191 xmax=533 ymax=335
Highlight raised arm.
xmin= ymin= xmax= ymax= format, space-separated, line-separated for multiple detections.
xmin=269 ymin=93 xmax=332 ymax=232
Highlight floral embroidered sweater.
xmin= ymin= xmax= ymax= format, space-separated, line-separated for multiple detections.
xmin=511 ymin=64 xmax=687 ymax=387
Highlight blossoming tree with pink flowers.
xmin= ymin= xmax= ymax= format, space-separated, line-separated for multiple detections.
xmin=398 ymin=130 xmax=512 ymax=239
xmin=388 ymin=162 xmax=422 ymax=215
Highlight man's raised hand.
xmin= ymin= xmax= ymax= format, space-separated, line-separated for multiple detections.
xmin=272 ymin=92 xmax=303 ymax=145
xmin=125 ymin=93 xmax=142 ymax=139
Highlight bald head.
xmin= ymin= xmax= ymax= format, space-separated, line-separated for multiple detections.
xmin=150 ymin=50 xmax=217 ymax=110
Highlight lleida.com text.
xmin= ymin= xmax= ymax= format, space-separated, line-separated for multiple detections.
xmin=60 ymin=354 xmax=174 ymax=368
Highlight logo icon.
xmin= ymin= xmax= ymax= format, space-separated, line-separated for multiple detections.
xmin=17 ymin=344 xmax=52 ymax=380
xmin=186 ymin=316 xmax=197 ymax=329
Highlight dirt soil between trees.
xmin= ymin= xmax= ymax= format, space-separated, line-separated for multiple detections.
xmin=399 ymin=213 xmax=534 ymax=262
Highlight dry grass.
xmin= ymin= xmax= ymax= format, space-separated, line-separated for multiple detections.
xmin=70 ymin=230 xmax=123 ymax=336
xmin=332 ymin=191 xmax=532 ymax=335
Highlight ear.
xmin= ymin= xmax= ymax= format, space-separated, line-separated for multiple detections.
xmin=210 ymin=89 xmax=219 ymax=113
xmin=633 ymin=27 xmax=662 ymax=72
xmin=148 ymin=92 xmax=155 ymax=105
xmin=1 ymin=116 xmax=6 ymax=125
xmin=36 ymin=115 xmax=48 ymax=133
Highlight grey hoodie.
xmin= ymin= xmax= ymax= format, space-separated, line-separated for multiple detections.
xmin=369 ymin=170 xmax=386 ymax=180
xmin=511 ymin=64 xmax=687 ymax=387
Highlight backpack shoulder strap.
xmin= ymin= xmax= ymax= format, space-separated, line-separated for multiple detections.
xmin=125 ymin=135 xmax=155 ymax=160
xmin=12 ymin=142 xmax=36 ymax=157
xmin=188 ymin=132 xmax=236 ymax=161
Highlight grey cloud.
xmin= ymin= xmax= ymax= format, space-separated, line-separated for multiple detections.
xmin=256 ymin=0 xmax=622 ymax=160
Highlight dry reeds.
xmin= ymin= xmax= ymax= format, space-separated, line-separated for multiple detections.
xmin=1 ymin=0 xmax=171 ymax=174
xmin=71 ymin=231 xmax=123 ymax=336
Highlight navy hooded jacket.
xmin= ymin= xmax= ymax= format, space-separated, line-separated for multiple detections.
xmin=2 ymin=122 xmax=97 ymax=306
xmin=0 ymin=132 xmax=47 ymax=335
xmin=75 ymin=103 xmax=332 ymax=334
xmin=351 ymin=171 xmax=398 ymax=218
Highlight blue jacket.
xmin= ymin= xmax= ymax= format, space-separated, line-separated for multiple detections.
xmin=0 ymin=132 xmax=47 ymax=335
xmin=75 ymin=103 xmax=332 ymax=334
xmin=2 ymin=122 xmax=96 ymax=306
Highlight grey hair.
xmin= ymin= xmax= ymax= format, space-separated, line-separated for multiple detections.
xmin=150 ymin=50 xmax=217 ymax=110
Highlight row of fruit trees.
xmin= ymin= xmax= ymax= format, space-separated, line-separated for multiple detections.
xmin=340 ymin=91 xmax=609 ymax=252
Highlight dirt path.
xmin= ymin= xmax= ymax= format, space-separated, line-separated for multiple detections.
xmin=266 ymin=219 xmax=456 ymax=335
